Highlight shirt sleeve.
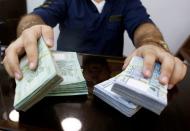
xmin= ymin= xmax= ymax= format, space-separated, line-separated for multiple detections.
xmin=124 ymin=0 xmax=153 ymax=40
xmin=32 ymin=0 xmax=67 ymax=27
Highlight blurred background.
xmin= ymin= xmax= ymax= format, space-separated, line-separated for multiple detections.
xmin=0 ymin=0 xmax=26 ymax=46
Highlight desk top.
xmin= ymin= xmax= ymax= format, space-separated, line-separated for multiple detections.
xmin=0 ymin=54 xmax=190 ymax=131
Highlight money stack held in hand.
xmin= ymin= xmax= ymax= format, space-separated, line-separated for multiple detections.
xmin=112 ymin=56 xmax=168 ymax=115
xmin=48 ymin=51 xmax=88 ymax=96
xmin=93 ymin=77 xmax=141 ymax=117
xmin=94 ymin=56 xmax=168 ymax=116
xmin=14 ymin=37 xmax=63 ymax=111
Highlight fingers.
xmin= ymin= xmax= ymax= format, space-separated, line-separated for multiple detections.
xmin=123 ymin=44 xmax=187 ymax=90
xmin=22 ymin=29 xmax=39 ymax=70
xmin=3 ymin=25 xmax=53 ymax=79
xmin=158 ymin=53 xmax=175 ymax=85
xmin=22 ymin=25 xmax=54 ymax=69
xmin=123 ymin=56 xmax=133 ymax=70
xmin=142 ymin=53 xmax=156 ymax=78
xmin=124 ymin=48 xmax=156 ymax=78
xmin=3 ymin=57 xmax=14 ymax=77
xmin=123 ymin=51 xmax=137 ymax=70
xmin=3 ymin=43 xmax=23 ymax=79
xmin=41 ymin=25 xmax=54 ymax=47
xmin=168 ymin=57 xmax=187 ymax=89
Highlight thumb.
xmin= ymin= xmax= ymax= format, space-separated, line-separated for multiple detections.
xmin=123 ymin=51 xmax=137 ymax=70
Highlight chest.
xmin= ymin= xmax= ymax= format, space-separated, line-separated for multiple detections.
xmin=63 ymin=0 xmax=125 ymax=31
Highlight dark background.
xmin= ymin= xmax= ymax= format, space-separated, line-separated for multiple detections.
xmin=0 ymin=0 xmax=26 ymax=46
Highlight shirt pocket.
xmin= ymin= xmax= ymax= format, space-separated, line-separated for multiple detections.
xmin=106 ymin=15 xmax=123 ymax=31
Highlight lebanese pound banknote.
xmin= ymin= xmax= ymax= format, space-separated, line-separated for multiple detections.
xmin=48 ymin=51 xmax=88 ymax=96
xmin=14 ymin=37 xmax=62 ymax=111
xmin=112 ymin=56 xmax=168 ymax=115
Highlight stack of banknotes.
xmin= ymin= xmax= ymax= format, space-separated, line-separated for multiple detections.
xmin=94 ymin=77 xmax=141 ymax=117
xmin=14 ymin=37 xmax=63 ymax=111
xmin=112 ymin=56 xmax=168 ymax=115
xmin=48 ymin=51 xmax=88 ymax=96
xmin=14 ymin=38 xmax=88 ymax=111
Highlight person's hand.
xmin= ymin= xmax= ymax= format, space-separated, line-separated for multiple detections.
xmin=123 ymin=44 xmax=187 ymax=89
xmin=3 ymin=25 xmax=54 ymax=80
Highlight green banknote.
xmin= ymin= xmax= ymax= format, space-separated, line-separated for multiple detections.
xmin=14 ymin=37 xmax=63 ymax=111
xmin=48 ymin=51 xmax=88 ymax=96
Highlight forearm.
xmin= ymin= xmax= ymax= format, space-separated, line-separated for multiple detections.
xmin=17 ymin=14 xmax=45 ymax=37
xmin=133 ymin=23 xmax=169 ymax=51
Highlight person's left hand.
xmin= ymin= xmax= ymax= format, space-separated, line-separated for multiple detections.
xmin=123 ymin=44 xmax=187 ymax=89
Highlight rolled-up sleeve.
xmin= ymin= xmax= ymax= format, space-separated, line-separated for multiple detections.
xmin=124 ymin=0 xmax=153 ymax=40
xmin=32 ymin=0 xmax=67 ymax=27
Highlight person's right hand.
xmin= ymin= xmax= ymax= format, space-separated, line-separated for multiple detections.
xmin=3 ymin=25 xmax=54 ymax=80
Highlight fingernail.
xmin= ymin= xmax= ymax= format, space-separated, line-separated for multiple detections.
xmin=15 ymin=72 xmax=21 ymax=80
xmin=46 ymin=39 xmax=54 ymax=46
xmin=160 ymin=76 xmax=169 ymax=84
xmin=168 ymin=84 xmax=174 ymax=90
xmin=122 ymin=64 xmax=128 ymax=70
xmin=143 ymin=69 xmax=151 ymax=77
xmin=29 ymin=62 xmax=36 ymax=70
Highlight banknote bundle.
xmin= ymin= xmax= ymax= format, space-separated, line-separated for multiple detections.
xmin=14 ymin=37 xmax=63 ymax=111
xmin=48 ymin=51 xmax=88 ymax=96
xmin=93 ymin=77 xmax=141 ymax=117
xmin=112 ymin=56 xmax=168 ymax=115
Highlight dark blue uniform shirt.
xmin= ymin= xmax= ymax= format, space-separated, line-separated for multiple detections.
xmin=33 ymin=0 xmax=152 ymax=56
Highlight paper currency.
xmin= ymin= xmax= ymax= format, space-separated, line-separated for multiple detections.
xmin=112 ymin=56 xmax=168 ymax=115
xmin=14 ymin=37 xmax=63 ymax=111
xmin=93 ymin=77 xmax=141 ymax=117
xmin=48 ymin=51 xmax=88 ymax=96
